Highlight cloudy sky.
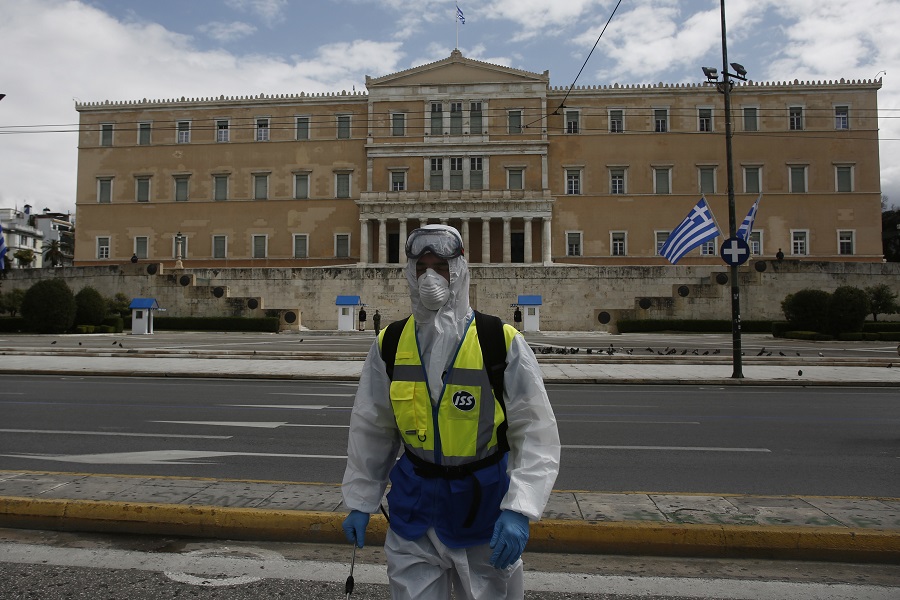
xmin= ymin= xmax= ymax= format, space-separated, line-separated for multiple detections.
xmin=1 ymin=0 xmax=897 ymax=216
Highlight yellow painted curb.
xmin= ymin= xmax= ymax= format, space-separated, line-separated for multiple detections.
xmin=529 ymin=519 xmax=900 ymax=563
xmin=2 ymin=496 xmax=898 ymax=563
xmin=0 ymin=496 xmax=388 ymax=545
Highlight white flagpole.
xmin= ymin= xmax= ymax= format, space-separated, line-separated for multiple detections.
xmin=456 ymin=4 xmax=459 ymax=49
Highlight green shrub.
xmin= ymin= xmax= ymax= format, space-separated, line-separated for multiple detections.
xmin=102 ymin=316 xmax=125 ymax=333
xmin=0 ymin=289 xmax=26 ymax=316
xmin=862 ymin=322 xmax=900 ymax=333
xmin=107 ymin=292 xmax=131 ymax=318
xmin=837 ymin=333 xmax=864 ymax=341
xmin=864 ymin=284 xmax=899 ymax=322
xmin=154 ymin=316 xmax=279 ymax=332
xmin=96 ymin=325 xmax=116 ymax=333
xmin=74 ymin=325 xmax=95 ymax=334
xmin=785 ymin=330 xmax=833 ymax=341
xmin=781 ymin=289 xmax=830 ymax=332
xmin=21 ymin=279 xmax=76 ymax=334
xmin=74 ymin=286 xmax=108 ymax=327
xmin=825 ymin=286 xmax=870 ymax=336
xmin=877 ymin=332 xmax=900 ymax=341
xmin=615 ymin=319 xmax=773 ymax=333
xmin=742 ymin=321 xmax=774 ymax=333
xmin=0 ymin=317 xmax=26 ymax=332
xmin=771 ymin=321 xmax=791 ymax=338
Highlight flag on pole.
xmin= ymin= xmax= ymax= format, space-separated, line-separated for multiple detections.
xmin=659 ymin=197 xmax=722 ymax=264
xmin=456 ymin=4 xmax=465 ymax=24
xmin=736 ymin=194 xmax=762 ymax=242
xmin=0 ymin=222 xmax=7 ymax=270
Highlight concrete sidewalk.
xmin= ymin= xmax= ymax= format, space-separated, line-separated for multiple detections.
xmin=1 ymin=343 xmax=898 ymax=563
xmin=2 ymin=351 xmax=900 ymax=385
xmin=1 ymin=470 xmax=898 ymax=563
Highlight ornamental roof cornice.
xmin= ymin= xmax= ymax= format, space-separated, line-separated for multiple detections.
xmin=75 ymin=90 xmax=369 ymax=111
xmin=548 ymin=78 xmax=883 ymax=94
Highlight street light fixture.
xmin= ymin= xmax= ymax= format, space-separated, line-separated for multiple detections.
xmin=701 ymin=0 xmax=746 ymax=379
xmin=174 ymin=231 xmax=184 ymax=270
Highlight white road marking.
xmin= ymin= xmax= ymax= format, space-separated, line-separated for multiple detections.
xmin=0 ymin=428 xmax=230 ymax=439
xmin=563 ymin=445 xmax=770 ymax=452
xmin=227 ymin=404 xmax=330 ymax=409
xmin=268 ymin=393 xmax=355 ymax=397
xmin=0 ymin=450 xmax=347 ymax=465
xmin=152 ymin=421 xmax=349 ymax=429
xmin=164 ymin=571 xmax=261 ymax=587
xmin=153 ymin=421 xmax=286 ymax=429
xmin=164 ymin=547 xmax=284 ymax=587
xmin=557 ymin=420 xmax=701 ymax=425
xmin=1 ymin=543 xmax=895 ymax=599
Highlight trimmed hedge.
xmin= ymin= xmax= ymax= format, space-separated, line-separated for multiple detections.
xmin=785 ymin=331 xmax=834 ymax=341
xmin=863 ymin=322 xmax=900 ymax=332
xmin=0 ymin=317 xmax=26 ymax=332
xmin=616 ymin=319 xmax=773 ymax=333
xmin=837 ymin=333 xmax=864 ymax=341
xmin=102 ymin=316 xmax=125 ymax=333
xmin=771 ymin=321 xmax=791 ymax=338
xmin=153 ymin=316 xmax=280 ymax=332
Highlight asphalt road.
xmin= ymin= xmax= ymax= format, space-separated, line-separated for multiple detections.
xmin=1 ymin=376 xmax=898 ymax=497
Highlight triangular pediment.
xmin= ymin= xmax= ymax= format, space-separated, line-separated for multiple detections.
xmin=366 ymin=50 xmax=549 ymax=88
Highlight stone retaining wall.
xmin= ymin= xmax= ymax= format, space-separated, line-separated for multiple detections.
xmin=3 ymin=260 xmax=898 ymax=331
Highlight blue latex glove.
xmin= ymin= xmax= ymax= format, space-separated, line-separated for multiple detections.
xmin=342 ymin=510 xmax=370 ymax=548
xmin=489 ymin=510 xmax=530 ymax=569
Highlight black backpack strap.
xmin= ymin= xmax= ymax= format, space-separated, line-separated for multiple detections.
xmin=474 ymin=311 xmax=510 ymax=453
xmin=380 ymin=316 xmax=410 ymax=380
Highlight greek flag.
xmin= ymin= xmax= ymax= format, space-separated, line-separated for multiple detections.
xmin=659 ymin=197 xmax=722 ymax=264
xmin=737 ymin=194 xmax=762 ymax=242
xmin=457 ymin=5 xmax=465 ymax=24
xmin=0 ymin=222 xmax=7 ymax=270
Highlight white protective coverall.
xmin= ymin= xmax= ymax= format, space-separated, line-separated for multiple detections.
xmin=342 ymin=225 xmax=560 ymax=600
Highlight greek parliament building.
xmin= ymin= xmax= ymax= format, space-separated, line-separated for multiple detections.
xmin=74 ymin=51 xmax=882 ymax=271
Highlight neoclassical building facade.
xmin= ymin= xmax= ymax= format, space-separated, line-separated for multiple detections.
xmin=73 ymin=51 xmax=883 ymax=268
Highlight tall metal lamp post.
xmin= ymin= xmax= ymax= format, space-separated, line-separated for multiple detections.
xmin=702 ymin=0 xmax=747 ymax=379
xmin=174 ymin=231 xmax=184 ymax=270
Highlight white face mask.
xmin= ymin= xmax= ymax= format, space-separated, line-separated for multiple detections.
xmin=418 ymin=269 xmax=450 ymax=310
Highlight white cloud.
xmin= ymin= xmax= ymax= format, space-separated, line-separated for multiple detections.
xmin=0 ymin=0 xmax=404 ymax=212
xmin=480 ymin=0 xmax=610 ymax=40
xmin=225 ymin=0 xmax=288 ymax=27
xmin=197 ymin=21 xmax=257 ymax=43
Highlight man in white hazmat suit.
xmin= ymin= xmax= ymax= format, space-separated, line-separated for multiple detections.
xmin=341 ymin=224 xmax=560 ymax=600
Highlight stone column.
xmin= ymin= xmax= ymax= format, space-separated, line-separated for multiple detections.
xmin=502 ymin=216 xmax=512 ymax=263
xmin=481 ymin=216 xmax=491 ymax=264
xmin=359 ymin=219 xmax=369 ymax=265
xmin=524 ymin=216 xmax=533 ymax=264
xmin=378 ymin=219 xmax=387 ymax=264
xmin=398 ymin=218 xmax=408 ymax=262
xmin=461 ymin=218 xmax=470 ymax=255
xmin=542 ymin=217 xmax=552 ymax=264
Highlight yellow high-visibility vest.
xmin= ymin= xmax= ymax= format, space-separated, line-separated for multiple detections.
xmin=382 ymin=316 xmax=512 ymax=466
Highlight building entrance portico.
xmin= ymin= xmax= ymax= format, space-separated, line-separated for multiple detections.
xmin=356 ymin=195 xmax=553 ymax=265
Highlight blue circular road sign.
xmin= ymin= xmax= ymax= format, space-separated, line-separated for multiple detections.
xmin=720 ymin=237 xmax=751 ymax=266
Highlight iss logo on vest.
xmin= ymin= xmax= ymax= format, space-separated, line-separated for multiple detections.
xmin=451 ymin=390 xmax=476 ymax=411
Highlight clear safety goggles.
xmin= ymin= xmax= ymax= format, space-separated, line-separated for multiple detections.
xmin=405 ymin=228 xmax=464 ymax=259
